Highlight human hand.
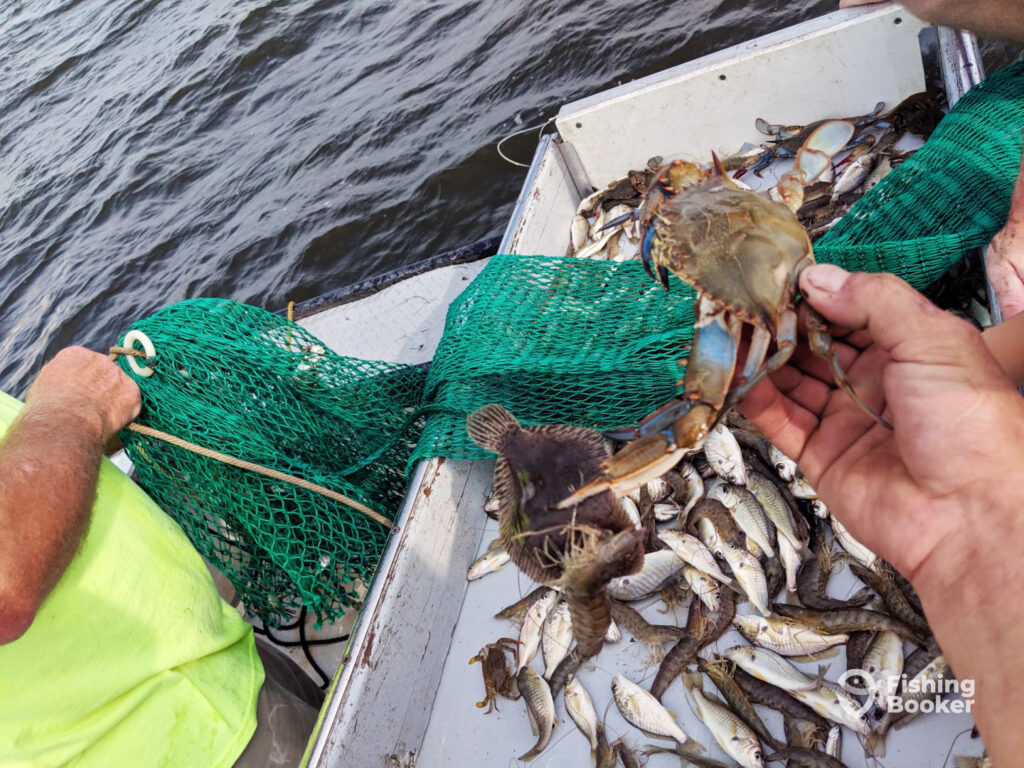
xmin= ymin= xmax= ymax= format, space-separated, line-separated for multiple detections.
xmin=25 ymin=347 xmax=141 ymax=443
xmin=839 ymin=0 xmax=1024 ymax=42
xmin=739 ymin=265 xmax=1024 ymax=587
xmin=987 ymin=154 xmax=1024 ymax=319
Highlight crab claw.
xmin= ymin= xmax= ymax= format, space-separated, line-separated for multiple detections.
xmin=797 ymin=120 xmax=855 ymax=181
xmin=640 ymin=226 xmax=657 ymax=280
xmin=556 ymin=433 xmax=687 ymax=507
xmin=657 ymin=264 xmax=671 ymax=289
xmin=598 ymin=211 xmax=636 ymax=232
xmin=777 ymin=120 xmax=856 ymax=212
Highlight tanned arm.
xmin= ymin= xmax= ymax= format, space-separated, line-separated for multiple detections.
xmin=840 ymin=0 xmax=1024 ymax=42
xmin=0 ymin=348 xmax=140 ymax=644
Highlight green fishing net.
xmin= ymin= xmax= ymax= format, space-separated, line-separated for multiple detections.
xmin=117 ymin=62 xmax=1022 ymax=625
xmin=116 ymin=299 xmax=425 ymax=626
xmin=413 ymin=61 xmax=1024 ymax=465
xmin=814 ymin=60 xmax=1024 ymax=274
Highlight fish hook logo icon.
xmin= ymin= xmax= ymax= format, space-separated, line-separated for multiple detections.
xmin=837 ymin=668 xmax=880 ymax=717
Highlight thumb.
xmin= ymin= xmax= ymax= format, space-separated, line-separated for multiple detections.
xmin=798 ymin=265 xmax=981 ymax=365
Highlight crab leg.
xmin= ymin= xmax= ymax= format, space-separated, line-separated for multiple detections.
xmin=738 ymin=326 xmax=773 ymax=385
xmin=722 ymin=309 xmax=798 ymax=409
xmin=558 ymin=298 xmax=741 ymax=507
xmin=805 ymin=307 xmax=893 ymax=429
xmin=777 ymin=120 xmax=855 ymax=212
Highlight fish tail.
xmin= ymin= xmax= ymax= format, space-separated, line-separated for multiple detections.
xmin=681 ymin=669 xmax=703 ymax=693
xmin=865 ymin=730 xmax=887 ymax=758
xmin=466 ymin=404 xmax=519 ymax=452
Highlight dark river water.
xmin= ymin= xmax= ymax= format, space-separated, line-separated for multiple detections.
xmin=1 ymin=0 xmax=1019 ymax=394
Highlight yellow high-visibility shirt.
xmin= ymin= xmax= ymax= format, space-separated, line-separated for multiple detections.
xmin=0 ymin=391 xmax=263 ymax=767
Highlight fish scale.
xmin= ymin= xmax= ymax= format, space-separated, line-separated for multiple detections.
xmin=607 ymin=549 xmax=686 ymax=600
xmin=686 ymin=679 xmax=765 ymax=768
xmin=564 ymin=676 xmax=599 ymax=752
xmin=708 ymin=483 xmax=775 ymax=557
xmin=611 ymin=673 xmax=691 ymax=744
xmin=541 ymin=600 xmax=574 ymax=679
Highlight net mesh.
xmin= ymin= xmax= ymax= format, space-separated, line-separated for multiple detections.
xmin=117 ymin=62 xmax=1022 ymax=625
xmin=814 ymin=60 xmax=1024 ymax=273
xmin=412 ymin=60 xmax=1024 ymax=465
xmin=116 ymin=299 xmax=425 ymax=626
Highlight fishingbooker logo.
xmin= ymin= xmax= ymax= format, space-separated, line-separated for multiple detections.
xmin=837 ymin=668 xmax=975 ymax=716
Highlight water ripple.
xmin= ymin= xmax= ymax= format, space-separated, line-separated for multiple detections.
xmin=0 ymin=0 xmax=1018 ymax=394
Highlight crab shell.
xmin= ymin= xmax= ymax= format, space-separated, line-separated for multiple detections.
xmin=641 ymin=161 xmax=814 ymax=333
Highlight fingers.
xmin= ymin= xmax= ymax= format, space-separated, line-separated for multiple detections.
xmin=738 ymin=377 xmax=819 ymax=461
xmin=986 ymin=158 xmax=1024 ymax=318
xmin=27 ymin=347 xmax=142 ymax=440
xmin=799 ymin=266 xmax=988 ymax=371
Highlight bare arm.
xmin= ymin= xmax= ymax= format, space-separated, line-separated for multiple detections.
xmin=840 ymin=0 xmax=1024 ymax=42
xmin=0 ymin=348 xmax=140 ymax=644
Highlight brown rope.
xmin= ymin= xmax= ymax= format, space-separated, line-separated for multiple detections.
xmin=109 ymin=346 xmax=147 ymax=360
xmin=124 ymin=423 xmax=393 ymax=528
xmin=108 ymin=342 xmax=393 ymax=528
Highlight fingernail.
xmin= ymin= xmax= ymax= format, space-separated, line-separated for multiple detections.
xmin=802 ymin=264 xmax=850 ymax=296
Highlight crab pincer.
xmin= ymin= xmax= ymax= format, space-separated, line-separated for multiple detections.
xmin=560 ymin=119 xmax=891 ymax=509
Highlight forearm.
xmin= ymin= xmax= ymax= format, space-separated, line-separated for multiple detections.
xmin=912 ymin=504 xmax=1024 ymax=766
xmin=902 ymin=0 xmax=1024 ymax=42
xmin=0 ymin=403 xmax=104 ymax=643
xmin=982 ymin=313 xmax=1024 ymax=386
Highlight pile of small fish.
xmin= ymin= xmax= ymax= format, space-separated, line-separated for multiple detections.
xmin=566 ymin=91 xmax=944 ymax=263
xmin=466 ymin=410 xmax=983 ymax=767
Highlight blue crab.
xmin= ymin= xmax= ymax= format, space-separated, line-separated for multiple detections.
xmin=560 ymin=120 xmax=890 ymax=506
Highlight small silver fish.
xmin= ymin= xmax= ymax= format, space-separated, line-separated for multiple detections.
xmin=787 ymin=477 xmax=818 ymax=500
xmin=645 ymin=476 xmax=672 ymax=503
xmin=467 ymin=539 xmax=511 ymax=581
xmin=612 ymin=673 xmax=691 ymax=744
xmin=768 ymin=444 xmax=798 ymax=482
xmin=825 ymin=724 xmax=842 ymax=759
xmin=724 ymin=645 xmax=817 ymax=691
xmin=685 ymin=674 xmax=765 ymax=768
xmin=695 ymin=515 xmax=722 ymax=555
xmin=863 ymin=155 xmax=893 ymax=193
xmin=565 ymin=675 xmax=599 ymax=754
xmin=517 ymin=589 xmax=559 ymax=673
xmin=541 ymin=599 xmax=574 ymax=680
xmin=746 ymin=472 xmax=802 ymax=549
xmin=621 ymin=497 xmax=643 ymax=530
xmin=608 ymin=549 xmax=686 ymax=601
xmin=676 ymin=462 xmax=705 ymax=517
xmin=653 ymin=501 xmax=684 ymax=522
xmin=778 ymin=534 xmax=802 ymax=593
xmin=707 ymin=483 xmax=775 ymax=557
xmin=657 ymin=531 xmax=733 ymax=585
xmin=790 ymin=679 xmax=872 ymax=736
xmin=733 ymin=614 xmax=848 ymax=656
xmin=518 ymin=667 xmax=557 ymax=761
xmin=831 ymin=151 xmax=878 ymax=202
xmin=683 ymin=565 xmax=721 ymax=612
xmin=721 ymin=543 xmax=770 ymax=616
xmin=831 ymin=516 xmax=878 ymax=571
xmin=577 ymin=222 xmax=623 ymax=260
xmin=704 ymin=424 xmax=747 ymax=485
xmin=862 ymin=630 xmax=903 ymax=710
